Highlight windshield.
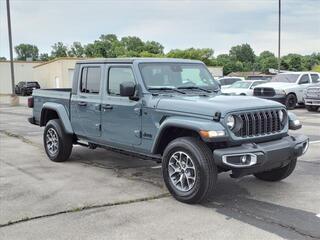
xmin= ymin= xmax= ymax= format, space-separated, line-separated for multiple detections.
xmin=230 ymin=81 xmax=252 ymax=89
xmin=139 ymin=63 xmax=219 ymax=92
xmin=271 ymin=74 xmax=299 ymax=83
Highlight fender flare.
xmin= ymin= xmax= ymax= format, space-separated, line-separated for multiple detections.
xmin=40 ymin=102 xmax=74 ymax=134
xmin=151 ymin=116 xmax=225 ymax=154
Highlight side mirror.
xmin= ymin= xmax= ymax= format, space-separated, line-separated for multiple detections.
xmin=120 ymin=81 xmax=136 ymax=98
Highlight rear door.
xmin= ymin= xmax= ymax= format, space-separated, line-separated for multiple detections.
xmin=101 ymin=64 xmax=142 ymax=147
xmin=297 ymin=74 xmax=311 ymax=102
xmin=70 ymin=64 xmax=103 ymax=138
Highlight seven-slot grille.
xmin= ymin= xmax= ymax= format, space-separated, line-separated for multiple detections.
xmin=232 ymin=109 xmax=284 ymax=138
xmin=253 ymin=87 xmax=275 ymax=97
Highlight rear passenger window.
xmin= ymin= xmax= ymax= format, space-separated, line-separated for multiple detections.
xmin=311 ymin=74 xmax=320 ymax=83
xmin=80 ymin=67 xmax=101 ymax=94
xmin=108 ymin=67 xmax=135 ymax=96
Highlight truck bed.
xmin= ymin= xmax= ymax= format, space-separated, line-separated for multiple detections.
xmin=32 ymin=88 xmax=72 ymax=124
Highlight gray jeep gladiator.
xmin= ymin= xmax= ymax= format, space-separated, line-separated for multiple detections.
xmin=28 ymin=58 xmax=309 ymax=204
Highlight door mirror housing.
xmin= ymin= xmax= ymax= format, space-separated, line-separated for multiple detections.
xmin=120 ymin=81 xmax=136 ymax=97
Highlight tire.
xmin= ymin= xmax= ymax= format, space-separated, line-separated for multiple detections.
xmin=162 ymin=137 xmax=217 ymax=204
xmin=254 ymin=158 xmax=297 ymax=182
xmin=43 ymin=119 xmax=73 ymax=162
xmin=285 ymin=94 xmax=297 ymax=110
xmin=306 ymin=106 xmax=319 ymax=112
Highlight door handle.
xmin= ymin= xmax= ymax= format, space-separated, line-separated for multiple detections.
xmin=78 ymin=102 xmax=87 ymax=106
xmin=102 ymin=104 xmax=113 ymax=110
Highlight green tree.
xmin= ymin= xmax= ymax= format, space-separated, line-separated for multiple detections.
xmin=51 ymin=42 xmax=68 ymax=58
xmin=281 ymin=54 xmax=303 ymax=71
xmin=121 ymin=36 xmax=145 ymax=53
xmin=166 ymin=48 xmax=214 ymax=65
xmin=144 ymin=41 xmax=164 ymax=54
xmin=14 ymin=43 xmax=39 ymax=60
xmin=0 ymin=56 xmax=6 ymax=60
xmin=68 ymin=42 xmax=85 ymax=57
xmin=257 ymin=51 xmax=278 ymax=73
xmin=39 ymin=53 xmax=50 ymax=61
xmin=229 ymin=43 xmax=255 ymax=63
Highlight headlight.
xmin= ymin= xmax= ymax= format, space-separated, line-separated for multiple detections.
xmin=278 ymin=110 xmax=284 ymax=122
xmin=275 ymin=89 xmax=286 ymax=95
xmin=226 ymin=115 xmax=235 ymax=129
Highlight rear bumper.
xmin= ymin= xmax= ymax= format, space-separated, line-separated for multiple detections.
xmin=213 ymin=135 xmax=308 ymax=178
xmin=255 ymin=95 xmax=286 ymax=105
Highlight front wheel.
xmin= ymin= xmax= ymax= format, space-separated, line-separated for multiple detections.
xmin=285 ymin=94 xmax=297 ymax=110
xmin=162 ymin=137 xmax=217 ymax=204
xmin=254 ymin=158 xmax=297 ymax=182
xmin=44 ymin=119 xmax=73 ymax=162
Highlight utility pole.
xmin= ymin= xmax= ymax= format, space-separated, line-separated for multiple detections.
xmin=278 ymin=0 xmax=281 ymax=73
xmin=6 ymin=0 xmax=15 ymax=95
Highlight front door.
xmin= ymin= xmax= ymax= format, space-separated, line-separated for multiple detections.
xmin=101 ymin=65 xmax=142 ymax=147
xmin=70 ymin=65 xmax=103 ymax=138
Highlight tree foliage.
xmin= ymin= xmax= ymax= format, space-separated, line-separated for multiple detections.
xmin=14 ymin=44 xmax=39 ymax=60
xmin=51 ymin=42 xmax=68 ymax=58
xmin=13 ymin=36 xmax=319 ymax=75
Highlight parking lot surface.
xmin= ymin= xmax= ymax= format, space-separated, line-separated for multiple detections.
xmin=0 ymin=100 xmax=319 ymax=240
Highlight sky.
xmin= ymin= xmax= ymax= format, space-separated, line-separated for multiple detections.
xmin=0 ymin=0 xmax=319 ymax=59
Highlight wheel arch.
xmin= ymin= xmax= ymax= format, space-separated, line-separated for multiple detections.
xmin=40 ymin=103 xmax=73 ymax=134
xmin=151 ymin=116 xmax=223 ymax=155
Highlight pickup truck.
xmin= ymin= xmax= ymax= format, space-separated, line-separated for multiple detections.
xmin=28 ymin=58 xmax=309 ymax=204
xmin=304 ymin=83 xmax=320 ymax=112
xmin=253 ymin=72 xmax=320 ymax=110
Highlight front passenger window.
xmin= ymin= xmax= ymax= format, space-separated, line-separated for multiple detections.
xmin=108 ymin=67 xmax=135 ymax=96
xmin=299 ymin=74 xmax=310 ymax=84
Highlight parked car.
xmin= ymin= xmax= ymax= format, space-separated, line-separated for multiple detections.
xmin=304 ymin=83 xmax=320 ymax=112
xmin=222 ymin=80 xmax=267 ymax=96
xmin=217 ymin=77 xmax=244 ymax=89
xmin=28 ymin=58 xmax=308 ymax=204
xmin=253 ymin=72 xmax=320 ymax=110
xmin=15 ymin=81 xmax=40 ymax=96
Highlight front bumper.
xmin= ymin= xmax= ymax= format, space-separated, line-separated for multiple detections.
xmin=255 ymin=95 xmax=286 ymax=105
xmin=213 ymin=135 xmax=309 ymax=178
xmin=304 ymin=98 xmax=320 ymax=106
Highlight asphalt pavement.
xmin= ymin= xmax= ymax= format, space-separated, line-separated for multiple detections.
xmin=0 ymin=100 xmax=319 ymax=240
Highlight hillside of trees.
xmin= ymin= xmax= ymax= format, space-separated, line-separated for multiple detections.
xmin=2 ymin=34 xmax=319 ymax=75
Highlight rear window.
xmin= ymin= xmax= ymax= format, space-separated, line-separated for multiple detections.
xmin=80 ymin=66 xmax=101 ymax=94
xmin=27 ymin=82 xmax=39 ymax=87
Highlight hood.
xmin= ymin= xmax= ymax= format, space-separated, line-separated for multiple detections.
xmin=255 ymin=82 xmax=296 ymax=89
xmin=156 ymin=95 xmax=284 ymax=118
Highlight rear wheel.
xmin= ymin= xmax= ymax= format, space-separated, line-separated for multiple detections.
xmin=162 ymin=137 xmax=217 ymax=204
xmin=306 ymin=105 xmax=319 ymax=112
xmin=285 ymin=94 xmax=297 ymax=110
xmin=44 ymin=119 xmax=73 ymax=162
xmin=254 ymin=158 xmax=297 ymax=181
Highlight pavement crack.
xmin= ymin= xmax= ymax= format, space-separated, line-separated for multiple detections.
xmin=0 ymin=193 xmax=170 ymax=228
xmin=0 ymin=130 xmax=41 ymax=148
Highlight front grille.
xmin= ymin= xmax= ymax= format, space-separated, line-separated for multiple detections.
xmin=254 ymin=87 xmax=275 ymax=97
xmin=306 ymin=87 xmax=320 ymax=98
xmin=232 ymin=109 xmax=285 ymax=138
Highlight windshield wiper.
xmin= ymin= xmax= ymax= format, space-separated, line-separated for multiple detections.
xmin=148 ymin=87 xmax=186 ymax=94
xmin=177 ymin=86 xmax=212 ymax=93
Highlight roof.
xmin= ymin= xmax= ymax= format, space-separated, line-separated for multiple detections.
xmin=33 ymin=57 xmax=83 ymax=68
xmin=0 ymin=60 xmax=43 ymax=64
xmin=76 ymin=58 xmax=203 ymax=64
xmin=279 ymin=71 xmax=319 ymax=75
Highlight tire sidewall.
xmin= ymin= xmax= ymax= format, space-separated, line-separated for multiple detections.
xmin=43 ymin=120 xmax=64 ymax=161
xmin=162 ymin=138 xmax=216 ymax=203
xmin=286 ymin=94 xmax=297 ymax=110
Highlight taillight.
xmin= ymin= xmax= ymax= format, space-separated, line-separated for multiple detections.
xmin=28 ymin=97 xmax=34 ymax=108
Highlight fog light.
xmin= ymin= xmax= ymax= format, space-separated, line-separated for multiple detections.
xmin=222 ymin=153 xmax=257 ymax=168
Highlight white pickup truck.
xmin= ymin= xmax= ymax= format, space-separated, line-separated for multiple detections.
xmin=253 ymin=72 xmax=320 ymax=109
